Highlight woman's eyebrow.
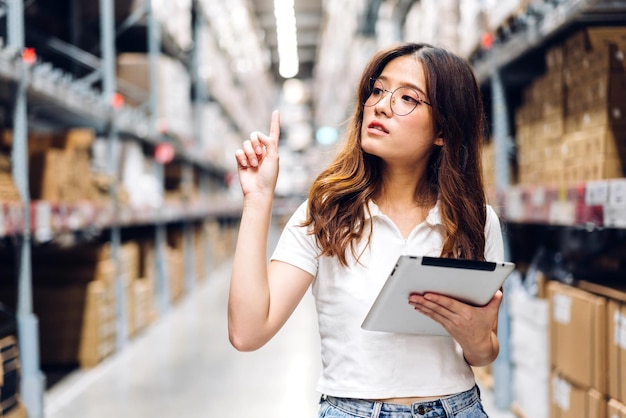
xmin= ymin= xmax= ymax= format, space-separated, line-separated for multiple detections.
xmin=376 ymin=75 xmax=428 ymax=97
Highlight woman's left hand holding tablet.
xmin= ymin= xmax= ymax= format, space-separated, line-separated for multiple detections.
xmin=409 ymin=290 xmax=503 ymax=366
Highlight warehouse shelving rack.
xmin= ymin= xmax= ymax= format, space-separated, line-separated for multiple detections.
xmin=0 ymin=1 xmax=258 ymax=417
xmin=470 ymin=0 xmax=626 ymax=230
xmin=465 ymin=0 xmax=626 ymax=409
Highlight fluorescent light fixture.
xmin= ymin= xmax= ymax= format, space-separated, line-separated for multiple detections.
xmin=274 ymin=0 xmax=299 ymax=78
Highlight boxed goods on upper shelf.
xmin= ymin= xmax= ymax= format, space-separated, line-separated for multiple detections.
xmin=117 ymin=53 xmax=194 ymax=144
xmin=27 ymin=0 xmax=192 ymax=53
xmin=0 ymin=128 xmax=110 ymax=204
xmin=0 ymin=154 xmax=20 ymax=204
xmin=515 ymin=27 xmax=626 ymax=188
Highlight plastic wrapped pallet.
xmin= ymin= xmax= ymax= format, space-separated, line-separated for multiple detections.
xmin=509 ymin=273 xmax=550 ymax=418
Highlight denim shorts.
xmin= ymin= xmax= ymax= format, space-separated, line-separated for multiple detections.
xmin=318 ymin=385 xmax=488 ymax=418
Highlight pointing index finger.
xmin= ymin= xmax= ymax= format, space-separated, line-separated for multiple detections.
xmin=269 ymin=110 xmax=280 ymax=142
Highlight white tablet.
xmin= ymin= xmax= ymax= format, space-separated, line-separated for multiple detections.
xmin=361 ymin=255 xmax=515 ymax=336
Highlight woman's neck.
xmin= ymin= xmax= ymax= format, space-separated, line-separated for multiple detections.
xmin=376 ymin=168 xmax=435 ymax=210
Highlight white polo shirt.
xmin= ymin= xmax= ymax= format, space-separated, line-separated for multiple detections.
xmin=270 ymin=199 xmax=505 ymax=399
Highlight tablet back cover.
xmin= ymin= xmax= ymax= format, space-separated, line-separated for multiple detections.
xmin=361 ymin=256 xmax=515 ymax=336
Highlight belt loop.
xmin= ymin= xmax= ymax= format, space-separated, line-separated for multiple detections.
xmin=371 ymin=401 xmax=382 ymax=418
xmin=441 ymin=397 xmax=454 ymax=417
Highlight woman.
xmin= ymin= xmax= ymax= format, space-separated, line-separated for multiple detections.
xmin=230 ymin=42 xmax=504 ymax=418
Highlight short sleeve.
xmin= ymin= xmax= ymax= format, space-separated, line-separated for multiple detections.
xmin=270 ymin=200 xmax=320 ymax=277
xmin=484 ymin=205 xmax=505 ymax=262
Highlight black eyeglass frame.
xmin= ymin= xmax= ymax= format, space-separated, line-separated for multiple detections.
xmin=363 ymin=78 xmax=432 ymax=116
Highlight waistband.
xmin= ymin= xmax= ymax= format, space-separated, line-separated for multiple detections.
xmin=323 ymin=385 xmax=481 ymax=417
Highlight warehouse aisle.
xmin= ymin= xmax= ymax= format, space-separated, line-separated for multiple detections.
xmin=44 ymin=258 xmax=516 ymax=418
xmin=44 ymin=258 xmax=321 ymax=418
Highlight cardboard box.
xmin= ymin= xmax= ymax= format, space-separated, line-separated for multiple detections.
xmin=117 ymin=53 xmax=193 ymax=140
xmin=551 ymin=372 xmax=608 ymax=418
xmin=608 ymin=399 xmax=626 ymax=418
xmin=608 ymin=299 xmax=626 ymax=403
xmin=589 ymin=388 xmax=608 ymax=418
xmin=548 ymin=281 xmax=607 ymax=392
xmin=577 ymin=280 xmax=626 ymax=405
xmin=551 ymin=371 xmax=587 ymax=418
xmin=2 ymin=399 xmax=28 ymax=418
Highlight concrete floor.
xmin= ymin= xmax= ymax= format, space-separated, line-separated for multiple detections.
xmin=44 ymin=259 xmax=518 ymax=418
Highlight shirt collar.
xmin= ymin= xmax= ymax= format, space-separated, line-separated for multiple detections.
xmin=366 ymin=199 xmax=443 ymax=226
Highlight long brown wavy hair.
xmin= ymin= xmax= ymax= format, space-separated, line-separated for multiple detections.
xmin=303 ymin=43 xmax=487 ymax=266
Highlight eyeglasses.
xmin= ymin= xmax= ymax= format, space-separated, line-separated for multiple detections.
xmin=363 ymin=78 xmax=432 ymax=116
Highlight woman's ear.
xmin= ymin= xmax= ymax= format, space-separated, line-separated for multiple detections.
xmin=434 ymin=133 xmax=444 ymax=146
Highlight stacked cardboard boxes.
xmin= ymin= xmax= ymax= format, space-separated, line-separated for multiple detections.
xmin=0 ymin=245 xmax=119 ymax=368
xmin=545 ymin=278 xmax=626 ymax=417
xmin=194 ymin=223 xmax=207 ymax=282
xmin=561 ymin=29 xmax=626 ymax=184
xmin=515 ymin=27 xmax=626 ymax=187
xmin=113 ymin=241 xmax=152 ymax=339
xmin=515 ymin=43 xmax=566 ymax=186
xmin=143 ymin=239 xmax=185 ymax=306
xmin=164 ymin=161 xmax=196 ymax=203
xmin=548 ymin=281 xmax=607 ymax=418
xmin=0 ymin=128 xmax=110 ymax=204
xmin=482 ymin=139 xmax=496 ymax=202
xmin=76 ymin=279 xmax=117 ymax=368
xmin=116 ymin=53 xmax=193 ymax=143
xmin=168 ymin=246 xmax=185 ymax=303
xmin=0 ymin=155 xmax=20 ymax=203
xmin=578 ymin=280 xmax=626 ymax=417
xmin=608 ymin=399 xmax=626 ymax=418
xmin=33 ymin=247 xmax=118 ymax=368
xmin=0 ymin=336 xmax=23 ymax=417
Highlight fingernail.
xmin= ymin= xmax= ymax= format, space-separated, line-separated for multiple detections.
xmin=255 ymin=146 xmax=263 ymax=154
xmin=251 ymin=158 xmax=258 ymax=166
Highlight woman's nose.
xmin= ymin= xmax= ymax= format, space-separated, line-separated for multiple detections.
xmin=374 ymin=90 xmax=393 ymax=115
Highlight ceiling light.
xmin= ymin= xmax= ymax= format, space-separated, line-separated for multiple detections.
xmin=274 ymin=0 xmax=299 ymax=78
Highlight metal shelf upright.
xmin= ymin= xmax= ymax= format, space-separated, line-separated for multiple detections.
xmin=190 ymin=0 xmax=220 ymax=283
xmin=8 ymin=1 xmax=45 ymax=416
xmin=490 ymin=68 xmax=515 ymax=409
xmin=468 ymin=0 xmax=626 ymax=409
xmin=99 ymin=0 xmax=129 ymax=353
xmin=145 ymin=0 xmax=171 ymax=313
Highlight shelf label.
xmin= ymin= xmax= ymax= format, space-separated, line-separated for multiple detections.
xmin=504 ymin=187 xmax=524 ymax=221
xmin=0 ymin=205 xmax=6 ymax=236
xmin=553 ymin=294 xmax=572 ymax=324
xmin=531 ymin=187 xmax=546 ymax=206
xmin=7 ymin=204 xmax=23 ymax=234
xmin=552 ymin=374 xmax=571 ymax=412
xmin=604 ymin=204 xmax=626 ymax=228
xmin=585 ymin=181 xmax=608 ymax=206
xmin=549 ymin=201 xmax=575 ymax=225
xmin=34 ymin=202 xmax=52 ymax=242
xmin=609 ymin=179 xmax=626 ymax=205
xmin=615 ymin=311 xmax=626 ymax=350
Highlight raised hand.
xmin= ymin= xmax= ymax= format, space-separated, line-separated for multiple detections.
xmin=234 ymin=110 xmax=281 ymax=199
